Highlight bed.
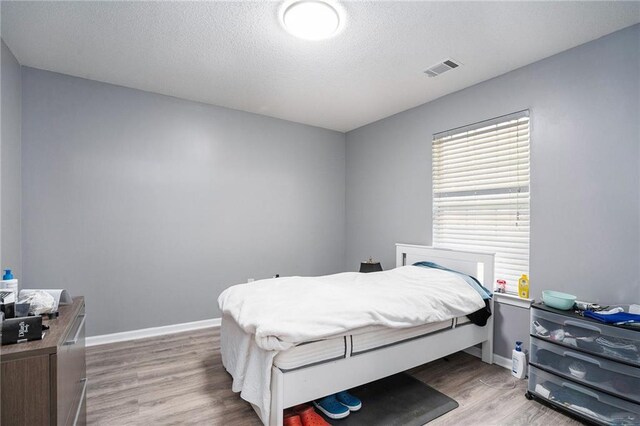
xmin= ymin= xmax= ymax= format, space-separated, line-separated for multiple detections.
xmin=219 ymin=244 xmax=495 ymax=425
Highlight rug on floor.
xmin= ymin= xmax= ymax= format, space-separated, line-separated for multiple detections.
xmin=319 ymin=373 xmax=458 ymax=426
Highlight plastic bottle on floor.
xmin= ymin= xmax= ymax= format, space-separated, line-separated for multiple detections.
xmin=511 ymin=341 xmax=527 ymax=379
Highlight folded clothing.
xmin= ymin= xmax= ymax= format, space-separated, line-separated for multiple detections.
xmin=584 ymin=310 xmax=640 ymax=325
xmin=597 ymin=336 xmax=639 ymax=362
xmin=596 ymin=336 xmax=638 ymax=351
xmin=573 ymin=335 xmax=640 ymax=364
xmin=576 ymin=339 xmax=604 ymax=355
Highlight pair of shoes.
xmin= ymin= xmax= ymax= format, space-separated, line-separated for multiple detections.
xmin=336 ymin=391 xmax=362 ymax=411
xmin=285 ymin=405 xmax=330 ymax=426
xmin=313 ymin=391 xmax=362 ymax=419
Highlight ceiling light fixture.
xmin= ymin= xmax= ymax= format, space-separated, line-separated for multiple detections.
xmin=281 ymin=1 xmax=342 ymax=41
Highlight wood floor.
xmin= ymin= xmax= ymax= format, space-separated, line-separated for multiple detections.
xmin=86 ymin=328 xmax=582 ymax=425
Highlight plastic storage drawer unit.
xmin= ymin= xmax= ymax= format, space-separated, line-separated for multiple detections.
xmin=531 ymin=308 xmax=640 ymax=367
xmin=528 ymin=365 xmax=640 ymax=425
xmin=530 ymin=336 xmax=640 ymax=403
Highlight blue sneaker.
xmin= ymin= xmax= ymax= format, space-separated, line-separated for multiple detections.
xmin=336 ymin=390 xmax=362 ymax=411
xmin=313 ymin=394 xmax=350 ymax=419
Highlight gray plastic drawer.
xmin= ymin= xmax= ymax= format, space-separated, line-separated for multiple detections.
xmin=531 ymin=337 xmax=640 ymax=403
xmin=531 ymin=308 xmax=640 ymax=367
xmin=528 ymin=365 xmax=640 ymax=425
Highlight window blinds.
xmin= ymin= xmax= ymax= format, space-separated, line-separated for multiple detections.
xmin=432 ymin=111 xmax=530 ymax=293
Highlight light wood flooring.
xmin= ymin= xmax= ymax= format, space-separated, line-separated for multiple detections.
xmin=86 ymin=328 xmax=582 ymax=425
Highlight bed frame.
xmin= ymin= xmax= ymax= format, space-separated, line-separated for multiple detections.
xmin=267 ymin=244 xmax=494 ymax=425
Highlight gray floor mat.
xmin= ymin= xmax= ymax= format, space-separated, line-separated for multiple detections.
xmin=318 ymin=373 xmax=458 ymax=426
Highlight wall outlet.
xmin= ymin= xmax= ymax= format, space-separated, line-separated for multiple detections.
xmin=247 ymin=278 xmax=254 ymax=283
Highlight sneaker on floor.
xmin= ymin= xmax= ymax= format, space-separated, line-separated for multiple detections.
xmin=313 ymin=394 xmax=350 ymax=419
xmin=335 ymin=390 xmax=362 ymax=411
xmin=294 ymin=405 xmax=331 ymax=426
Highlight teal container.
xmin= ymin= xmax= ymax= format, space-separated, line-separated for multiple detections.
xmin=542 ymin=290 xmax=577 ymax=310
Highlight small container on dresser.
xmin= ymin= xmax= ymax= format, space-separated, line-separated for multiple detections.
xmin=1 ymin=297 xmax=87 ymax=426
xmin=526 ymin=303 xmax=640 ymax=425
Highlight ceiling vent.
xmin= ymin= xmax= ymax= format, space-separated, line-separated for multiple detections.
xmin=424 ymin=59 xmax=461 ymax=78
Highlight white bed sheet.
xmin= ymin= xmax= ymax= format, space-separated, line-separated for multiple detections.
xmin=221 ymin=314 xmax=276 ymax=424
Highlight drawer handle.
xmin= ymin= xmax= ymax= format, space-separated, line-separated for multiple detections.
xmin=65 ymin=315 xmax=86 ymax=346
xmin=564 ymin=320 xmax=601 ymax=333
xmin=565 ymin=351 xmax=601 ymax=366
xmin=73 ymin=378 xmax=88 ymax=426
xmin=562 ymin=381 xmax=599 ymax=400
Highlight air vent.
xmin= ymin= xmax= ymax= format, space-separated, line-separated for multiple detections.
xmin=424 ymin=59 xmax=461 ymax=78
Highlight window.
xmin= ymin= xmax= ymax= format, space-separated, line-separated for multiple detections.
xmin=432 ymin=111 xmax=530 ymax=293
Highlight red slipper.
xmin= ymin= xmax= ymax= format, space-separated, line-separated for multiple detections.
xmin=294 ymin=405 xmax=331 ymax=426
xmin=284 ymin=411 xmax=303 ymax=426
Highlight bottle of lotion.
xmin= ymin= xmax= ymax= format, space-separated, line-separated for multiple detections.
xmin=512 ymin=341 xmax=527 ymax=379
xmin=1 ymin=269 xmax=18 ymax=302
xmin=518 ymin=274 xmax=529 ymax=299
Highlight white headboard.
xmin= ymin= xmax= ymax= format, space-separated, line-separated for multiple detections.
xmin=395 ymin=243 xmax=494 ymax=287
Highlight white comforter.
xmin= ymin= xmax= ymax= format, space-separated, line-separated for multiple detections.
xmin=219 ymin=265 xmax=485 ymax=351
xmin=218 ymin=266 xmax=485 ymax=424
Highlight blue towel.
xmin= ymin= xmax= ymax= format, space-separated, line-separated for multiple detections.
xmin=583 ymin=310 xmax=640 ymax=325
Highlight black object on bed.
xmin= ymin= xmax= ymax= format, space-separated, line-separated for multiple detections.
xmin=467 ymin=299 xmax=492 ymax=327
xmin=318 ymin=373 xmax=458 ymax=425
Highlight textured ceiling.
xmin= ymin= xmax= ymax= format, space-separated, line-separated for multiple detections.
xmin=2 ymin=1 xmax=639 ymax=132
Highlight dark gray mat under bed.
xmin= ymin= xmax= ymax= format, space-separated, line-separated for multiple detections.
xmin=318 ymin=373 xmax=458 ymax=426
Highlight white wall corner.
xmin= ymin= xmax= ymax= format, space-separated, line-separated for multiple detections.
xmin=464 ymin=346 xmax=512 ymax=371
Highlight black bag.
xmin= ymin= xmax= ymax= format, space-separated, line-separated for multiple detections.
xmin=1 ymin=316 xmax=43 ymax=345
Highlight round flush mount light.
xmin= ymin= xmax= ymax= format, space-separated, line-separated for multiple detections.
xmin=281 ymin=0 xmax=343 ymax=41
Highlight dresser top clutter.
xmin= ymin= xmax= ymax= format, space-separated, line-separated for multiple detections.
xmin=1 ymin=296 xmax=85 ymax=360
xmin=533 ymin=302 xmax=640 ymax=332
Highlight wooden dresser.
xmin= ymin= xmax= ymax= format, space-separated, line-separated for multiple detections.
xmin=1 ymin=297 xmax=86 ymax=426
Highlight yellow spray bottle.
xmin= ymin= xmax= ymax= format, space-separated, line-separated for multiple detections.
xmin=518 ymin=274 xmax=530 ymax=299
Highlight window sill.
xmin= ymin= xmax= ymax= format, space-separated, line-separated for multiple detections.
xmin=494 ymin=292 xmax=534 ymax=309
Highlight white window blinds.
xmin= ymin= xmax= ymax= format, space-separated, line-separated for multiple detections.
xmin=432 ymin=111 xmax=530 ymax=293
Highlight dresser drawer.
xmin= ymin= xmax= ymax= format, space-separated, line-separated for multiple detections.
xmin=58 ymin=306 xmax=87 ymax=425
xmin=531 ymin=337 xmax=640 ymax=403
xmin=531 ymin=308 xmax=640 ymax=367
xmin=529 ymin=365 xmax=640 ymax=425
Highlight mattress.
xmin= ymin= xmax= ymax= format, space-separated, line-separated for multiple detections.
xmin=273 ymin=316 xmax=470 ymax=371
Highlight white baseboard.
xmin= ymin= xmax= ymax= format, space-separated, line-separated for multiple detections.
xmin=463 ymin=346 xmax=511 ymax=370
xmin=86 ymin=317 xmax=222 ymax=347
xmin=493 ymin=353 xmax=512 ymax=370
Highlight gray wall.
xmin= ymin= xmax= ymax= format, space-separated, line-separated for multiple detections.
xmin=14 ymin=24 xmax=640 ymax=353
xmin=21 ymin=68 xmax=346 ymax=336
xmin=1 ymin=39 xmax=22 ymax=278
xmin=345 ymin=25 xmax=640 ymax=358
